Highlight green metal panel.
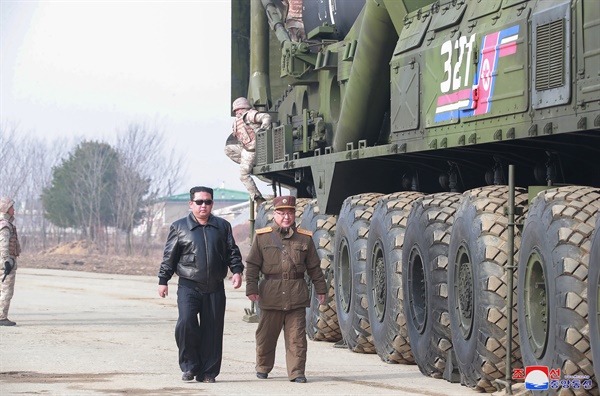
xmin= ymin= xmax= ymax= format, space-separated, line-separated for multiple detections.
xmin=577 ymin=0 xmax=600 ymax=104
xmin=394 ymin=8 xmax=432 ymax=55
xmin=466 ymin=0 xmax=502 ymax=21
xmin=256 ymin=129 xmax=272 ymax=166
xmin=273 ymin=125 xmax=294 ymax=162
xmin=502 ymin=0 xmax=530 ymax=9
xmin=429 ymin=1 xmax=466 ymax=32
xmin=417 ymin=2 xmax=529 ymax=130
xmin=391 ymin=63 xmax=420 ymax=132
xmin=532 ymin=1 xmax=570 ymax=110
xmin=241 ymin=0 xmax=600 ymax=216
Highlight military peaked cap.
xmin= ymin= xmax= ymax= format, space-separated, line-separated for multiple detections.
xmin=273 ymin=195 xmax=296 ymax=210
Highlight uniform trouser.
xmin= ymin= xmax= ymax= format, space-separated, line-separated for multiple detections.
xmin=175 ymin=285 xmax=226 ymax=379
xmin=255 ymin=307 xmax=307 ymax=380
xmin=0 ymin=267 xmax=16 ymax=320
xmin=224 ymin=144 xmax=262 ymax=199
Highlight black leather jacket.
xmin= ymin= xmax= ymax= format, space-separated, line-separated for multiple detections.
xmin=158 ymin=213 xmax=243 ymax=292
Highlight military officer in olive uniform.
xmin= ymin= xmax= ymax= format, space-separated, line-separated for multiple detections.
xmin=245 ymin=195 xmax=326 ymax=383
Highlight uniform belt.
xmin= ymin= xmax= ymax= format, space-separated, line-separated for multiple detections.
xmin=264 ymin=272 xmax=304 ymax=280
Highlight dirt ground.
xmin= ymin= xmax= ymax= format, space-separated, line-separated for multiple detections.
xmin=1 ymin=268 xmax=483 ymax=396
xmin=18 ymin=252 xmax=162 ymax=277
xmin=6 ymin=239 xmax=529 ymax=396
xmin=18 ymin=234 xmax=252 ymax=278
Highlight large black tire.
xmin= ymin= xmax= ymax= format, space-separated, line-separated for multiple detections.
xmin=334 ymin=193 xmax=382 ymax=353
xmin=447 ymin=186 xmax=527 ymax=392
xmin=255 ymin=200 xmax=274 ymax=230
xmin=402 ymin=192 xmax=461 ymax=377
xmin=518 ymin=186 xmax=600 ymax=395
xmin=366 ymin=191 xmax=424 ymax=363
xmin=299 ymin=199 xmax=341 ymax=342
xmin=590 ymin=215 xmax=600 ymax=383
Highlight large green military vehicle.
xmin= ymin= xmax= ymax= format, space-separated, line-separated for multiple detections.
xmin=231 ymin=0 xmax=600 ymax=393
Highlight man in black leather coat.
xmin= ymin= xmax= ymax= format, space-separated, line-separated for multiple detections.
xmin=158 ymin=186 xmax=244 ymax=383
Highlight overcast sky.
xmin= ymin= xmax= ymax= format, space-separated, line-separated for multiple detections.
xmin=1 ymin=0 xmax=267 ymax=196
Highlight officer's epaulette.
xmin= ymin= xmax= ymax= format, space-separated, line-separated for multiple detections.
xmin=255 ymin=226 xmax=273 ymax=234
xmin=296 ymin=228 xmax=313 ymax=236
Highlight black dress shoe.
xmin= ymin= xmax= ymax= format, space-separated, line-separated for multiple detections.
xmin=202 ymin=377 xmax=215 ymax=383
xmin=291 ymin=376 xmax=307 ymax=383
xmin=256 ymin=372 xmax=268 ymax=379
xmin=181 ymin=371 xmax=195 ymax=381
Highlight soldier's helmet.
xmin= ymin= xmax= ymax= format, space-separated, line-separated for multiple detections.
xmin=0 ymin=197 xmax=14 ymax=213
xmin=232 ymin=97 xmax=252 ymax=112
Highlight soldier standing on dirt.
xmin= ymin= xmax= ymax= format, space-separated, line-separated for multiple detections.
xmin=225 ymin=97 xmax=271 ymax=206
xmin=157 ymin=186 xmax=244 ymax=383
xmin=0 ymin=197 xmax=21 ymax=326
xmin=245 ymin=195 xmax=327 ymax=383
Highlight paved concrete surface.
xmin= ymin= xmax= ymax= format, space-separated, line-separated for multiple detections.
xmin=1 ymin=269 xmax=509 ymax=395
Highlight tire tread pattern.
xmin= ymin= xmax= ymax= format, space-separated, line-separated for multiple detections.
xmin=367 ymin=191 xmax=424 ymax=363
xmin=300 ymin=199 xmax=341 ymax=342
xmin=335 ymin=193 xmax=382 ymax=353
xmin=403 ymin=192 xmax=461 ymax=377
xmin=518 ymin=186 xmax=600 ymax=395
xmin=449 ymin=186 xmax=527 ymax=392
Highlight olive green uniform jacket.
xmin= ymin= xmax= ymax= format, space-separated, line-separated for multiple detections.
xmin=245 ymin=224 xmax=326 ymax=310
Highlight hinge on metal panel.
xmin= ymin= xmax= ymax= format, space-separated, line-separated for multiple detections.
xmin=528 ymin=124 xmax=538 ymax=137
xmin=507 ymin=128 xmax=515 ymax=139
xmin=491 ymin=13 xmax=501 ymax=25
xmin=426 ymin=32 xmax=436 ymax=45
xmin=467 ymin=20 xmax=477 ymax=33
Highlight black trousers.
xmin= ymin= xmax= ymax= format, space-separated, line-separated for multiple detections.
xmin=175 ymin=284 xmax=226 ymax=379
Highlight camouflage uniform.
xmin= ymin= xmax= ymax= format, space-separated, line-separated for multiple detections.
xmin=226 ymin=98 xmax=271 ymax=201
xmin=245 ymin=196 xmax=327 ymax=381
xmin=283 ymin=0 xmax=305 ymax=41
xmin=0 ymin=198 xmax=20 ymax=324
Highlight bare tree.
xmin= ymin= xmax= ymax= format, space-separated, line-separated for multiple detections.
xmin=19 ymin=136 xmax=71 ymax=250
xmin=115 ymin=123 xmax=183 ymax=255
xmin=0 ymin=122 xmax=29 ymax=198
xmin=1 ymin=122 xmax=73 ymax=251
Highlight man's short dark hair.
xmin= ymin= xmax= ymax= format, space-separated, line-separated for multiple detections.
xmin=190 ymin=186 xmax=214 ymax=201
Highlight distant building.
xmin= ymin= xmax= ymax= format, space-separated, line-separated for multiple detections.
xmin=152 ymin=188 xmax=250 ymax=231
